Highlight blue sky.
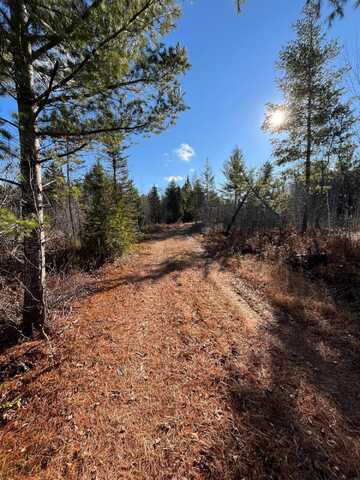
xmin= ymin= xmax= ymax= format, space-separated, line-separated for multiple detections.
xmin=128 ymin=0 xmax=360 ymax=194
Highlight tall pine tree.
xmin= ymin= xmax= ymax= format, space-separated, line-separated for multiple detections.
xmin=164 ymin=180 xmax=182 ymax=223
xmin=263 ymin=1 xmax=356 ymax=231
xmin=148 ymin=186 xmax=162 ymax=224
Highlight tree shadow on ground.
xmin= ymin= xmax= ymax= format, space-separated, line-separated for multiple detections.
xmin=140 ymin=222 xmax=203 ymax=243
xmin=198 ymin=273 xmax=360 ymax=480
xmin=52 ymin=249 xmax=208 ymax=309
xmin=0 ymin=324 xmax=22 ymax=355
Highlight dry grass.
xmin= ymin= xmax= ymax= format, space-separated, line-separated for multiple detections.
xmin=0 ymin=225 xmax=359 ymax=479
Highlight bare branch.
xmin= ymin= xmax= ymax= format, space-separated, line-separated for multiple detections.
xmin=0 ymin=177 xmax=20 ymax=187
xmin=0 ymin=116 xmax=18 ymax=129
xmin=39 ymin=142 xmax=88 ymax=163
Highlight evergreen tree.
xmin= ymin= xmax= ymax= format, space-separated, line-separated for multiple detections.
xmin=102 ymin=135 xmax=129 ymax=194
xmin=64 ymin=151 xmax=84 ymax=242
xmin=82 ymin=162 xmax=110 ymax=262
xmin=263 ymin=2 xmax=356 ymax=232
xmin=192 ymin=178 xmax=205 ymax=220
xmin=148 ymin=186 xmax=162 ymax=224
xmin=164 ymin=180 xmax=182 ymax=223
xmin=82 ymin=161 xmax=137 ymax=263
xmin=222 ymin=147 xmax=247 ymax=203
xmin=202 ymin=159 xmax=218 ymax=224
xmin=181 ymin=176 xmax=194 ymax=222
xmin=124 ymin=179 xmax=142 ymax=232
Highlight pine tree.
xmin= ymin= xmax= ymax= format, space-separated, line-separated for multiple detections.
xmin=202 ymin=159 xmax=218 ymax=224
xmin=222 ymin=147 xmax=247 ymax=203
xmin=192 ymin=178 xmax=205 ymax=221
xmin=102 ymin=135 xmax=129 ymax=194
xmin=82 ymin=162 xmax=110 ymax=262
xmin=82 ymin=161 xmax=136 ymax=263
xmin=148 ymin=186 xmax=162 ymax=224
xmin=164 ymin=180 xmax=182 ymax=223
xmin=181 ymin=176 xmax=194 ymax=222
xmin=263 ymin=1 xmax=356 ymax=232
xmin=124 ymin=179 xmax=141 ymax=233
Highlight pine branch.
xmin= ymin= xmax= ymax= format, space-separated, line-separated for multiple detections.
xmin=0 ymin=177 xmax=20 ymax=187
xmin=34 ymin=61 xmax=59 ymax=117
xmin=38 ymin=122 xmax=150 ymax=139
xmin=35 ymin=0 xmax=155 ymax=99
xmin=41 ymin=74 xmax=171 ymax=106
xmin=31 ymin=0 xmax=104 ymax=61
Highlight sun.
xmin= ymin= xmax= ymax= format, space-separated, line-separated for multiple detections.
xmin=269 ymin=109 xmax=286 ymax=129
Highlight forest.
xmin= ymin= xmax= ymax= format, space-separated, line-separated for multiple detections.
xmin=0 ymin=1 xmax=359 ymax=479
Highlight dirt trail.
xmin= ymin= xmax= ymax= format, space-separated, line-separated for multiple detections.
xmin=1 ymin=225 xmax=359 ymax=480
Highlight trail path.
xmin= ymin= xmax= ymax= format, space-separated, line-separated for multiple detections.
xmin=1 ymin=224 xmax=359 ymax=480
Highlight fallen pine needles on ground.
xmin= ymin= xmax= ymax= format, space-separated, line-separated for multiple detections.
xmin=0 ymin=225 xmax=359 ymax=479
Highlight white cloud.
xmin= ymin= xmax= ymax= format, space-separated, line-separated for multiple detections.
xmin=189 ymin=168 xmax=195 ymax=173
xmin=175 ymin=143 xmax=195 ymax=162
xmin=164 ymin=176 xmax=184 ymax=183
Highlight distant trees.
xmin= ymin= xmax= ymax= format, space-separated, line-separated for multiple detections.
xmin=148 ymin=186 xmax=162 ymax=224
xmin=263 ymin=2 xmax=357 ymax=232
xmin=181 ymin=177 xmax=195 ymax=222
xmin=164 ymin=180 xmax=183 ymax=223
xmin=143 ymin=173 xmax=207 ymax=226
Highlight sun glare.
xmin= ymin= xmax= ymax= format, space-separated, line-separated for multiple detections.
xmin=270 ymin=109 xmax=286 ymax=129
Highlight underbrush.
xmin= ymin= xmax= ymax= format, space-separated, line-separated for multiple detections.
xmin=0 ymin=230 xmax=136 ymax=350
xmin=204 ymin=226 xmax=360 ymax=325
xmin=205 ymin=229 xmax=360 ymax=312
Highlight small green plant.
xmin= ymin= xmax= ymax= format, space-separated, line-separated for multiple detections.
xmin=0 ymin=208 xmax=37 ymax=238
xmin=0 ymin=398 xmax=22 ymax=411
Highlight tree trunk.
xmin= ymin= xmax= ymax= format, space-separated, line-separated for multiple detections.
xmin=66 ymin=144 xmax=76 ymax=239
xmin=112 ymin=155 xmax=117 ymax=194
xmin=225 ymin=191 xmax=249 ymax=236
xmin=315 ymin=161 xmax=325 ymax=229
xmin=12 ymin=0 xmax=46 ymax=336
xmin=302 ymin=93 xmax=313 ymax=234
xmin=302 ymin=21 xmax=315 ymax=234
